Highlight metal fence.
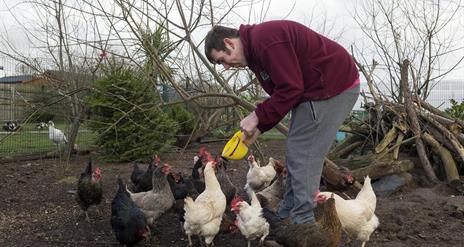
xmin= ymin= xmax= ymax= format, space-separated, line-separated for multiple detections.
xmin=1 ymin=53 xmax=463 ymax=157
xmin=0 ymin=82 xmax=95 ymax=156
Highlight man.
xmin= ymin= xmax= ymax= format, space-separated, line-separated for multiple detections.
xmin=205 ymin=20 xmax=360 ymax=224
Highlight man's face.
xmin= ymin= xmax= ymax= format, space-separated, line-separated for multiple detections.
xmin=210 ymin=38 xmax=247 ymax=70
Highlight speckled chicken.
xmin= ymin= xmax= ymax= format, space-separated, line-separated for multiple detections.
xmin=127 ymin=164 xmax=175 ymax=225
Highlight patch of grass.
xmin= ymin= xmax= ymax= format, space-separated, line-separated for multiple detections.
xmin=259 ymin=129 xmax=287 ymax=141
xmin=0 ymin=123 xmax=96 ymax=155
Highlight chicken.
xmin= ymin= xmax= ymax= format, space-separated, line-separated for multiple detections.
xmin=167 ymin=171 xmax=196 ymax=200
xmin=183 ymin=158 xmax=227 ymax=246
xmin=262 ymin=193 xmax=342 ymax=247
xmin=245 ymin=155 xmax=277 ymax=191
xmin=75 ymin=158 xmax=102 ymax=222
xmin=111 ymin=178 xmax=150 ymax=247
xmin=231 ymin=190 xmax=269 ymax=247
xmin=191 ymin=147 xmax=208 ymax=193
xmin=2 ymin=120 xmax=20 ymax=132
xmin=215 ymin=156 xmax=237 ymax=206
xmin=167 ymin=170 xmax=200 ymax=231
xmin=256 ymin=162 xmax=286 ymax=212
xmin=127 ymin=163 xmax=175 ymax=225
xmin=321 ymin=161 xmax=355 ymax=192
xmin=133 ymin=155 xmax=160 ymax=192
xmin=130 ymin=162 xmax=144 ymax=186
xmin=317 ymin=176 xmax=379 ymax=247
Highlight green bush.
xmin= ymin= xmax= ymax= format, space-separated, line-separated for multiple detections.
xmin=165 ymin=104 xmax=196 ymax=147
xmin=86 ymin=65 xmax=178 ymax=162
xmin=166 ymin=104 xmax=195 ymax=134
xmin=445 ymin=99 xmax=464 ymax=120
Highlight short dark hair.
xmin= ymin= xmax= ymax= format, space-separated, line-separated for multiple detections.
xmin=204 ymin=25 xmax=239 ymax=64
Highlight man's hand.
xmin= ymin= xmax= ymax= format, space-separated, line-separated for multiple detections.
xmin=240 ymin=111 xmax=260 ymax=145
xmin=243 ymin=129 xmax=261 ymax=146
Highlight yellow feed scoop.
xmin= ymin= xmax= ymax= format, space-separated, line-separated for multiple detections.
xmin=222 ymin=131 xmax=249 ymax=160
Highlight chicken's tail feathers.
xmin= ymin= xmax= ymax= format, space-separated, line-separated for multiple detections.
xmin=125 ymin=184 xmax=134 ymax=196
xmin=248 ymin=189 xmax=261 ymax=208
xmin=116 ymin=177 xmax=126 ymax=193
xmin=85 ymin=157 xmax=93 ymax=175
xmin=356 ymin=175 xmax=376 ymax=203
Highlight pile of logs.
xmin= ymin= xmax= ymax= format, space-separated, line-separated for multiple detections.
xmin=322 ymin=59 xmax=464 ymax=193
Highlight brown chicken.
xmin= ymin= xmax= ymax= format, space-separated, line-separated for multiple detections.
xmin=321 ymin=161 xmax=355 ymax=192
xmin=262 ymin=193 xmax=342 ymax=247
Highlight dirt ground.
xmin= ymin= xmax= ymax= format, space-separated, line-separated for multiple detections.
xmin=1 ymin=140 xmax=463 ymax=247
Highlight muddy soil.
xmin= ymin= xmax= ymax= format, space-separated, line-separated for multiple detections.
xmin=0 ymin=140 xmax=463 ymax=247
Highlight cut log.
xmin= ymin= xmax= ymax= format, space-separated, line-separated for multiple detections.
xmin=375 ymin=126 xmax=398 ymax=153
xmin=422 ymin=132 xmax=460 ymax=183
xmin=420 ymin=111 xmax=464 ymax=163
xmin=329 ymin=135 xmax=364 ymax=159
xmin=393 ymin=132 xmax=405 ymax=160
xmin=351 ymin=159 xmax=414 ymax=181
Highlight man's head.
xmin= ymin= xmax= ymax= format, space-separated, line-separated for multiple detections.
xmin=204 ymin=25 xmax=247 ymax=69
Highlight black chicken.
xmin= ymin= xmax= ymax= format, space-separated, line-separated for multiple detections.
xmin=133 ymin=155 xmax=159 ymax=192
xmin=111 ymin=178 xmax=151 ymax=247
xmin=130 ymin=162 xmax=144 ymax=186
xmin=191 ymin=150 xmax=206 ymax=193
xmin=2 ymin=120 xmax=20 ymax=132
xmin=166 ymin=171 xmax=199 ymax=231
xmin=215 ymin=156 xmax=237 ymax=206
xmin=76 ymin=158 xmax=103 ymax=222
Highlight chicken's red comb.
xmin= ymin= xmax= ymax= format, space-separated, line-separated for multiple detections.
xmin=198 ymin=146 xmax=206 ymax=156
xmin=204 ymin=151 xmax=214 ymax=163
xmin=231 ymin=195 xmax=243 ymax=207
xmin=247 ymin=154 xmax=254 ymax=161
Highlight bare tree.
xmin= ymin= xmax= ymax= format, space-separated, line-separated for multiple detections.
xmin=353 ymin=0 xmax=464 ymax=102
xmin=0 ymin=0 xmax=111 ymax=169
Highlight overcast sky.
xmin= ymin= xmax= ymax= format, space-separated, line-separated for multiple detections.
xmin=0 ymin=0 xmax=463 ymax=108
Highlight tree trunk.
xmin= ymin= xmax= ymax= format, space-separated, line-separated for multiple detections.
xmin=400 ymin=59 xmax=438 ymax=182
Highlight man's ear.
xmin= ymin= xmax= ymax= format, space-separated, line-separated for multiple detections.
xmin=224 ymin=38 xmax=234 ymax=50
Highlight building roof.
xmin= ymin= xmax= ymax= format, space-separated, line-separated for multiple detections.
xmin=0 ymin=75 xmax=34 ymax=84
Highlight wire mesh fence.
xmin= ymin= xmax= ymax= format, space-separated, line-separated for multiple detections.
xmin=1 ymin=54 xmax=463 ymax=157
xmin=0 ymin=82 xmax=96 ymax=156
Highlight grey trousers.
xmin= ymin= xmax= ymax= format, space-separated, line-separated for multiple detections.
xmin=277 ymin=84 xmax=360 ymax=224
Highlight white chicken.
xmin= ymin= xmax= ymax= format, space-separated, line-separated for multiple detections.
xmin=126 ymin=163 xmax=175 ymax=225
xmin=317 ymin=176 xmax=379 ymax=247
xmin=183 ymin=158 xmax=226 ymax=246
xmin=231 ymin=189 xmax=269 ymax=247
xmin=244 ymin=155 xmax=277 ymax=191
xmin=47 ymin=120 xmax=68 ymax=146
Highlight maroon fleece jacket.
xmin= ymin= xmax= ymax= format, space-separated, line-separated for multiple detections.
xmin=239 ymin=20 xmax=359 ymax=133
